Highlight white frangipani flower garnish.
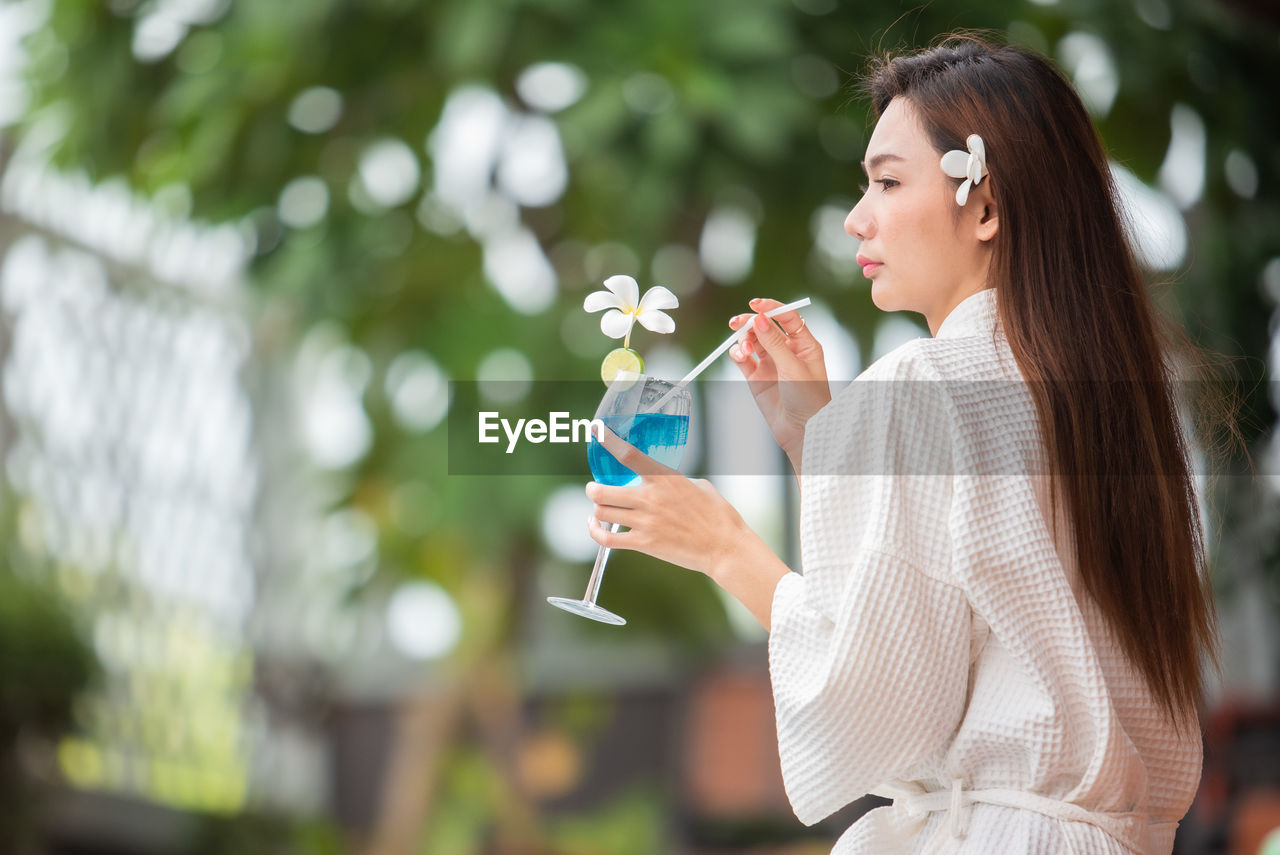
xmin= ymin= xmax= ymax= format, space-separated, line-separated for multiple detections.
xmin=940 ymin=133 xmax=989 ymax=207
xmin=583 ymin=274 xmax=678 ymax=348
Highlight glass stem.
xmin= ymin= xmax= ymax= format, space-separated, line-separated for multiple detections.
xmin=583 ymin=522 xmax=623 ymax=604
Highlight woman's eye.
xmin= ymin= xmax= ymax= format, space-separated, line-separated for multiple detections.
xmin=859 ymin=179 xmax=898 ymax=194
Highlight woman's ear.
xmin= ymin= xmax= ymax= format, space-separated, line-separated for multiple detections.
xmin=973 ymin=182 xmax=998 ymax=242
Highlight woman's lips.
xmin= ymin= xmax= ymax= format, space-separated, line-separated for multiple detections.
xmin=856 ymin=254 xmax=882 ymax=275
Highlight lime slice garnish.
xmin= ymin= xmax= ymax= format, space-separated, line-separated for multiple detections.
xmin=601 ymin=347 xmax=643 ymax=386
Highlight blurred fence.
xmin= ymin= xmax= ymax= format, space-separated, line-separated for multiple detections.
xmin=0 ymin=141 xmax=330 ymax=839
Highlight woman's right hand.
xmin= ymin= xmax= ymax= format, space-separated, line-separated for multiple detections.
xmin=728 ymin=297 xmax=831 ymax=469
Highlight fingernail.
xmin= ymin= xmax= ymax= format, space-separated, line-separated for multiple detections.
xmin=749 ymin=297 xmax=763 ymax=304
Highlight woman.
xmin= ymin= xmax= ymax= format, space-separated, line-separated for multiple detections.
xmin=586 ymin=36 xmax=1217 ymax=854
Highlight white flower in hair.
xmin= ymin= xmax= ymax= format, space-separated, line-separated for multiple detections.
xmin=583 ymin=274 xmax=678 ymax=343
xmin=940 ymin=134 xmax=989 ymax=206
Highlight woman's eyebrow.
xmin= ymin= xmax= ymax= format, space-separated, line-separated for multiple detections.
xmin=860 ymin=153 xmax=905 ymax=174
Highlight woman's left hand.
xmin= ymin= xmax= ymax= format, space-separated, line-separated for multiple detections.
xmin=586 ymin=426 xmax=750 ymax=579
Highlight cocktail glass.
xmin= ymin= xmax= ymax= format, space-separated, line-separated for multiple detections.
xmin=547 ymin=372 xmax=691 ymax=625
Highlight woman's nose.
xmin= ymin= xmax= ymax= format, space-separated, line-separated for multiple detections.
xmin=845 ymin=200 xmax=871 ymax=241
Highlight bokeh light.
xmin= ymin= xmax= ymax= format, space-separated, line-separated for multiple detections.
xmin=385 ymin=581 xmax=462 ymax=660
xmin=517 ymin=62 xmax=588 ymax=113
xmin=288 ymin=86 xmax=344 ymax=134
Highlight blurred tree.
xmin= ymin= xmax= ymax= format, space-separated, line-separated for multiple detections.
xmin=10 ymin=0 xmax=1280 ymax=850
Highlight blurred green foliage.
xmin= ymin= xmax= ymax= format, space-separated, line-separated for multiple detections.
xmin=0 ymin=564 xmax=99 ymax=850
xmin=0 ymin=569 xmax=97 ymax=748
xmin=187 ymin=812 xmax=348 ymax=855
xmin=7 ymin=0 xmax=1280 ymax=849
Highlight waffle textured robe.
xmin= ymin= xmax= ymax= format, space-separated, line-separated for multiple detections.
xmin=768 ymin=288 xmax=1201 ymax=854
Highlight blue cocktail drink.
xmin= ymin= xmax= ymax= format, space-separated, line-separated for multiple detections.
xmin=587 ymin=412 xmax=690 ymax=486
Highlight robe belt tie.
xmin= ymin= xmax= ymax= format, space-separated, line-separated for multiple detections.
xmin=884 ymin=779 xmax=1177 ymax=852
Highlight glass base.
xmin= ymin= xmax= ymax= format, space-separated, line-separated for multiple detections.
xmin=546 ymin=597 xmax=627 ymax=626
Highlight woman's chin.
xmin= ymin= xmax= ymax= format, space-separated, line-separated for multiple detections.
xmin=868 ymin=280 xmax=899 ymax=313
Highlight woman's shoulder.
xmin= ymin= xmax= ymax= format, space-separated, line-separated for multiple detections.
xmin=816 ymin=337 xmax=959 ymax=460
xmin=855 ymin=336 xmax=946 ymax=383
xmin=857 ymin=330 xmax=1018 ymax=386
xmin=820 ymin=338 xmax=960 ymax=423
xmin=821 ymin=333 xmax=1023 ymax=457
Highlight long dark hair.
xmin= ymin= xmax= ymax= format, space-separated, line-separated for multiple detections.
xmin=863 ymin=35 xmax=1219 ymax=726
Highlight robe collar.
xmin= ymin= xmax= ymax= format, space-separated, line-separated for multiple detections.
xmin=934 ymin=287 xmax=999 ymax=340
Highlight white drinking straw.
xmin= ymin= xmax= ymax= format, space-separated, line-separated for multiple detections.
xmin=649 ymin=297 xmax=811 ymax=411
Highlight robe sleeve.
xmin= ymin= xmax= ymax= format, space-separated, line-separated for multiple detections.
xmin=767 ymin=341 xmax=973 ymax=825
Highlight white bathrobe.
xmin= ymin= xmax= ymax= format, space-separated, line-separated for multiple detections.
xmin=769 ymin=288 xmax=1201 ymax=854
